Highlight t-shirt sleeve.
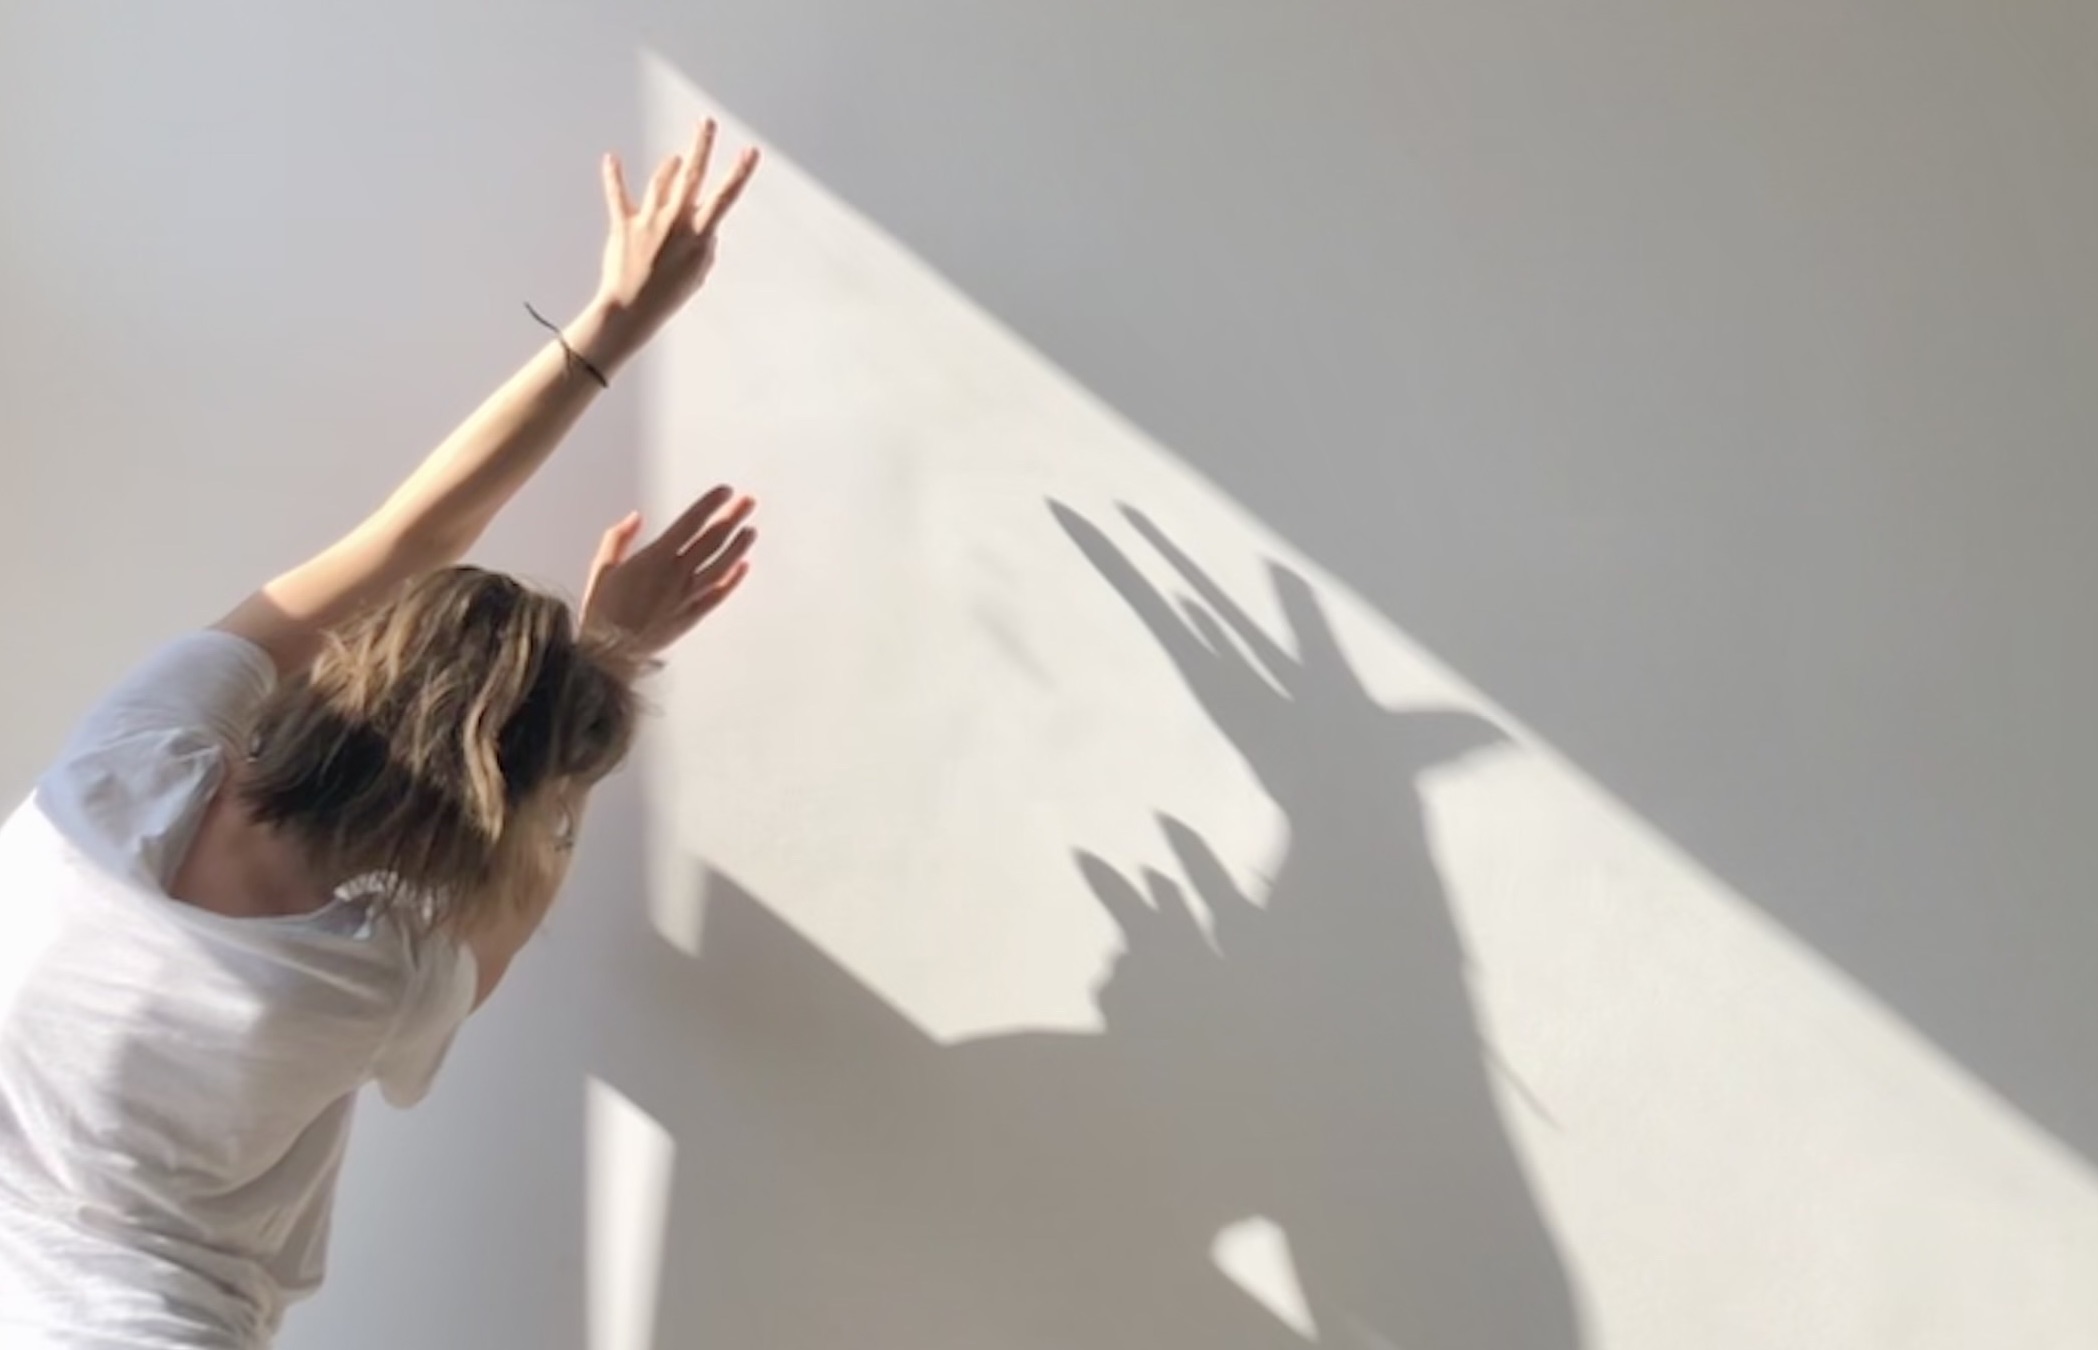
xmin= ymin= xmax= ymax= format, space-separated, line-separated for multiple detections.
xmin=30 ymin=632 xmax=280 ymax=885
xmin=371 ymin=934 xmax=478 ymax=1109
xmin=58 ymin=630 xmax=278 ymax=759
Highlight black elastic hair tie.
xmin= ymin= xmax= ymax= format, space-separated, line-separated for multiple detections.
xmin=524 ymin=302 xmax=610 ymax=389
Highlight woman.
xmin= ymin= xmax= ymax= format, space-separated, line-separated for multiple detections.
xmin=0 ymin=121 xmax=760 ymax=1348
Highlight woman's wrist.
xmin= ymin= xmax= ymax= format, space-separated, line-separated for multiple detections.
xmin=561 ymin=296 xmax=653 ymax=379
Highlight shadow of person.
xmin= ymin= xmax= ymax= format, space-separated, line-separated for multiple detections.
xmin=1050 ymin=502 xmax=1585 ymax=1348
xmin=595 ymin=505 xmax=1584 ymax=1349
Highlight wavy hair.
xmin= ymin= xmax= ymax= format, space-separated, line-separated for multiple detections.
xmin=239 ymin=566 xmax=647 ymax=935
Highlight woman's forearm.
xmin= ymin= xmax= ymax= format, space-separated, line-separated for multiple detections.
xmin=356 ymin=124 xmax=759 ymax=568
xmin=373 ymin=297 xmax=647 ymax=560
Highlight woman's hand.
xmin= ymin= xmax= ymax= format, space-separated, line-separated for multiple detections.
xmin=580 ymin=486 xmax=758 ymax=657
xmin=590 ymin=119 xmax=760 ymax=360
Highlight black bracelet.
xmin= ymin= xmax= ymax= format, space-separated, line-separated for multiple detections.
xmin=524 ymin=301 xmax=610 ymax=389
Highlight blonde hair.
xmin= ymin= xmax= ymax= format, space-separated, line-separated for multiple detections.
xmin=239 ymin=566 xmax=647 ymax=936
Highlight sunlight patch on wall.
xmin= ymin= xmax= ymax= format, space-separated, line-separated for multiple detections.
xmin=587 ymin=1076 xmax=674 ymax=1350
xmin=1212 ymin=1217 xmax=1317 ymax=1339
xmin=633 ymin=47 xmax=2098 ymax=1348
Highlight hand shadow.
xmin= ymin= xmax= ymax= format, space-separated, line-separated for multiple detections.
xmin=597 ymin=505 xmax=1589 ymax=1350
xmin=1054 ymin=501 xmax=1588 ymax=1349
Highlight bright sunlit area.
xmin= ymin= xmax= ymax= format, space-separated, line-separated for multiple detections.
xmin=4 ymin=5 xmax=2097 ymax=1349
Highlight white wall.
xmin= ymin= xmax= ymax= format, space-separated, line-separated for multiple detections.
xmin=4 ymin=3 xmax=2095 ymax=1348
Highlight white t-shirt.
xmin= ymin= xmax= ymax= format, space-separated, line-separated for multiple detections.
xmin=0 ymin=631 xmax=478 ymax=1349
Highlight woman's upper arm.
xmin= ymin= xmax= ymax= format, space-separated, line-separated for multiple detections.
xmin=464 ymin=889 xmax=556 ymax=1010
xmin=466 ymin=925 xmax=517 ymax=1010
xmin=371 ymin=935 xmax=479 ymax=1109
xmin=213 ymin=525 xmax=454 ymax=679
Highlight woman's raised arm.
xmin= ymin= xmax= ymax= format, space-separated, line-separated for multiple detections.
xmin=214 ymin=120 xmax=759 ymax=677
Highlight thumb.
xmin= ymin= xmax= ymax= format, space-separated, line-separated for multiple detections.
xmin=595 ymin=511 xmax=644 ymax=569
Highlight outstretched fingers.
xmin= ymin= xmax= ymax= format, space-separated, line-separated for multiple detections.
xmin=630 ymin=119 xmax=756 ymax=233
xmin=695 ymin=145 xmax=761 ymax=235
xmin=1077 ymin=852 xmax=1156 ymax=948
xmin=1051 ymin=503 xmax=1213 ymax=683
xmin=1270 ymin=565 xmax=1365 ymax=697
xmin=689 ymin=522 xmax=757 ymax=592
xmin=1179 ymin=600 xmax=1274 ymax=705
xmin=601 ymin=153 xmax=635 ymax=224
xmin=672 ymin=119 xmax=717 ymax=215
xmin=676 ymin=559 xmax=751 ymax=624
xmin=1158 ymin=815 xmax=1260 ymax=952
xmin=654 ymin=485 xmax=738 ymax=553
xmin=1128 ymin=507 xmax=1300 ymax=692
xmin=1142 ymin=870 xmax=1209 ymax=947
xmin=675 ymin=494 xmax=757 ymax=564
xmin=645 ymin=152 xmax=683 ymax=213
xmin=643 ymin=484 xmax=759 ymax=628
